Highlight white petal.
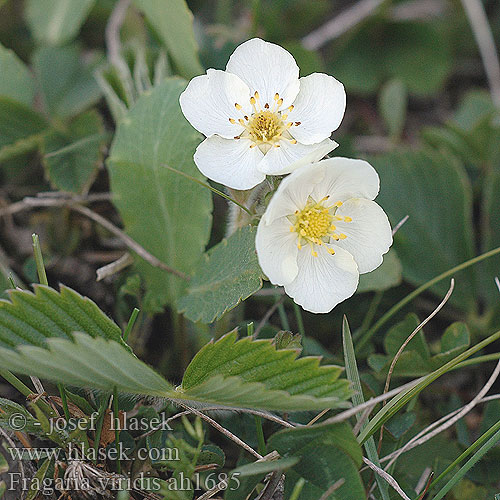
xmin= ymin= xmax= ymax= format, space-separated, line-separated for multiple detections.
xmin=285 ymin=244 xmax=359 ymax=313
xmin=262 ymin=162 xmax=325 ymax=225
xmin=310 ymin=157 xmax=380 ymax=202
xmin=287 ymin=73 xmax=346 ymax=145
xmin=194 ymin=136 xmax=265 ymax=190
xmin=257 ymin=138 xmax=336 ymax=176
xmin=333 ymin=198 xmax=393 ymax=273
xmin=256 ymin=217 xmax=299 ymax=286
xmin=179 ymin=69 xmax=251 ymax=139
xmin=226 ymin=38 xmax=300 ymax=109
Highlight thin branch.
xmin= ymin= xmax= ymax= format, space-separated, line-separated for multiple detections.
xmin=96 ymin=252 xmax=134 ymax=281
xmin=174 ymin=402 xmax=263 ymax=459
xmin=302 ymin=0 xmax=385 ymax=50
xmin=363 ymin=457 xmax=411 ymax=500
xmin=318 ymin=479 xmax=345 ymax=500
xmin=0 ymin=196 xmax=189 ymax=280
xmin=253 ymin=295 xmax=286 ymax=338
xmin=460 ymin=0 xmax=500 ymax=107
xmin=392 ymin=215 xmax=409 ymax=237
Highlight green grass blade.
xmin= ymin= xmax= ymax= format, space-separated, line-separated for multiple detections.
xmin=358 ymin=330 xmax=500 ymax=443
xmin=343 ymin=316 xmax=390 ymax=500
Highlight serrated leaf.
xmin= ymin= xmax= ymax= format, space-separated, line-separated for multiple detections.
xmin=268 ymin=423 xmax=364 ymax=500
xmin=0 ymin=284 xmax=125 ymax=349
xmin=357 ymin=249 xmax=402 ymax=293
xmin=370 ymin=149 xmax=475 ymax=309
xmin=25 ymin=0 xmax=95 ymax=46
xmin=177 ymin=226 xmax=264 ymax=323
xmin=0 ymin=333 xmax=172 ymax=396
xmin=32 ymin=45 xmax=101 ymax=119
xmin=133 ymin=0 xmax=203 ymax=79
xmin=182 ymin=330 xmax=351 ymax=405
xmin=42 ymin=110 xmax=106 ymax=193
xmin=0 ymin=333 xmax=352 ymax=411
xmin=108 ymin=78 xmax=212 ymax=310
xmin=0 ymin=43 xmax=35 ymax=106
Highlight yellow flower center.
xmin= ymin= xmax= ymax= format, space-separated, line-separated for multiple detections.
xmin=248 ymin=110 xmax=285 ymax=143
xmin=230 ymin=92 xmax=300 ymax=151
xmin=290 ymin=197 xmax=352 ymax=257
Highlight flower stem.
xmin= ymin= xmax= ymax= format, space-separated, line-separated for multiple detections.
xmin=163 ymin=165 xmax=253 ymax=216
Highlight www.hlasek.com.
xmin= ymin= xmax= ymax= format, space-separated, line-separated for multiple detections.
xmin=7 ymin=442 xmax=181 ymax=463
xmin=6 ymin=471 xmax=241 ymax=494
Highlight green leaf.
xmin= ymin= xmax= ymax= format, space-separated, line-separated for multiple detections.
xmin=0 ymin=333 xmax=172 ymax=397
xmin=268 ymin=423 xmax=364 ymax=500
xmin=343 ymin=317 xmax=390 ymax=500
xmin=378 ymin=79 xmax=407 ymax=139
xmin=370 ymin=149 xmax=475 ymax=309
xmin=26 ymin=458 xmax=52 ymax=500
xmin=430 ymin=322 xmax=470 ymax=369
xmin=357 ymin=249 xmax=402 ymax=293
xmin=480 ymin=169 xmax=500 ymax=305
xmin=32 ymin=45 xmax=102 ymax=119
xmin=0 ymin=284 xmax=125 ymax=349
xmin=25 ymin=0 xmax=95 ymax=46
xmin=0 ymin=398 xmax=41 ymax=435
xmin=0 ymin=451 xmax=7 ymax=475
xmin=183 ymin=330 xmax=348 ymax=396
xmin=133 ymin=0 xmax=203 ymax=79
xmin=108 ymin=78 xmax=212 ymax=310
xmin=42 ymin=110 xmax=106 ymax=193
xmin=177 ymin=226 xmax=264 ymax=323
xmin=330 ymin=20 xmax=452 ymax=96
xmin=0 ymin=97 xmax=47 ymax=160
xmin=357 ymin=330 xmax=500 ymax=444
xmin=0 ymin=43 xmax=35 ymax=106
xmin=0 ymin=333 xmax=352 ymax=411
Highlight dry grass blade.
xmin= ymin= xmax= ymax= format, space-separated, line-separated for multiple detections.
xmin=382 ymin=358 xmax=500 ymax=470
xmin=363 ymin=457 xmax=411 ymax=500
xmin=377 ymin=279 xmax=454 ymax=450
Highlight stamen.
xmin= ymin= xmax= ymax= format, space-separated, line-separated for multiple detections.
xmin=344 ymin=216 xmax=352 ymax=222
xmin=235 ymin=103 xmax=242 ymax=110
xmin=295 ymin=121 xmax=301 ymax=126
xmin=229 ymin=118 xmax=236 ymax=124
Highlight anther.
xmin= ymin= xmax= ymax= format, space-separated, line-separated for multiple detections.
xmin=229 ymin=118 xmax=236 ymax=124
xmin=234 ymin=135 xmax=240 ymax=139
xmin=274 ymin=93 xmax=279 ymax=100
xmin=334 ymin=201 xmax=343 ymax=207
xmin=244 ymin=115 xmax=249 ymax=120
xmin=295 ymin=121 xmax=301 ymax=126
xmin=344 ymin=216 xmax=352 ymax=222
xmin=290 ymin=139 xmax=297 ymax=144
xmin=277 ymin=98 xmax=283 ymax=106
xmin=339 ymin=233 xmax=347 ymax=240
xmin=235 ymin=103 xmax=242 ymax=110
xmin=264 ymin=103 xmax=270 ymax=109
xmin=288 ymin=105 xmax=294 ymax=111
xmin=327 ymin=248 xmax=335 ymax=255
xmin=250 ymin=97 xmax=256 ymax=105
xmin=238 ymin=118 xmax=245 ymax=125
xmin=254 ymin=91 xmax=260 ymax=99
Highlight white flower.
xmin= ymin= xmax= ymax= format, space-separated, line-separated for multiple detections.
xmin=256 ymin=158 xmax=393 ymax=313
xmin=179 ymin=38 xmax=346 ymax=190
